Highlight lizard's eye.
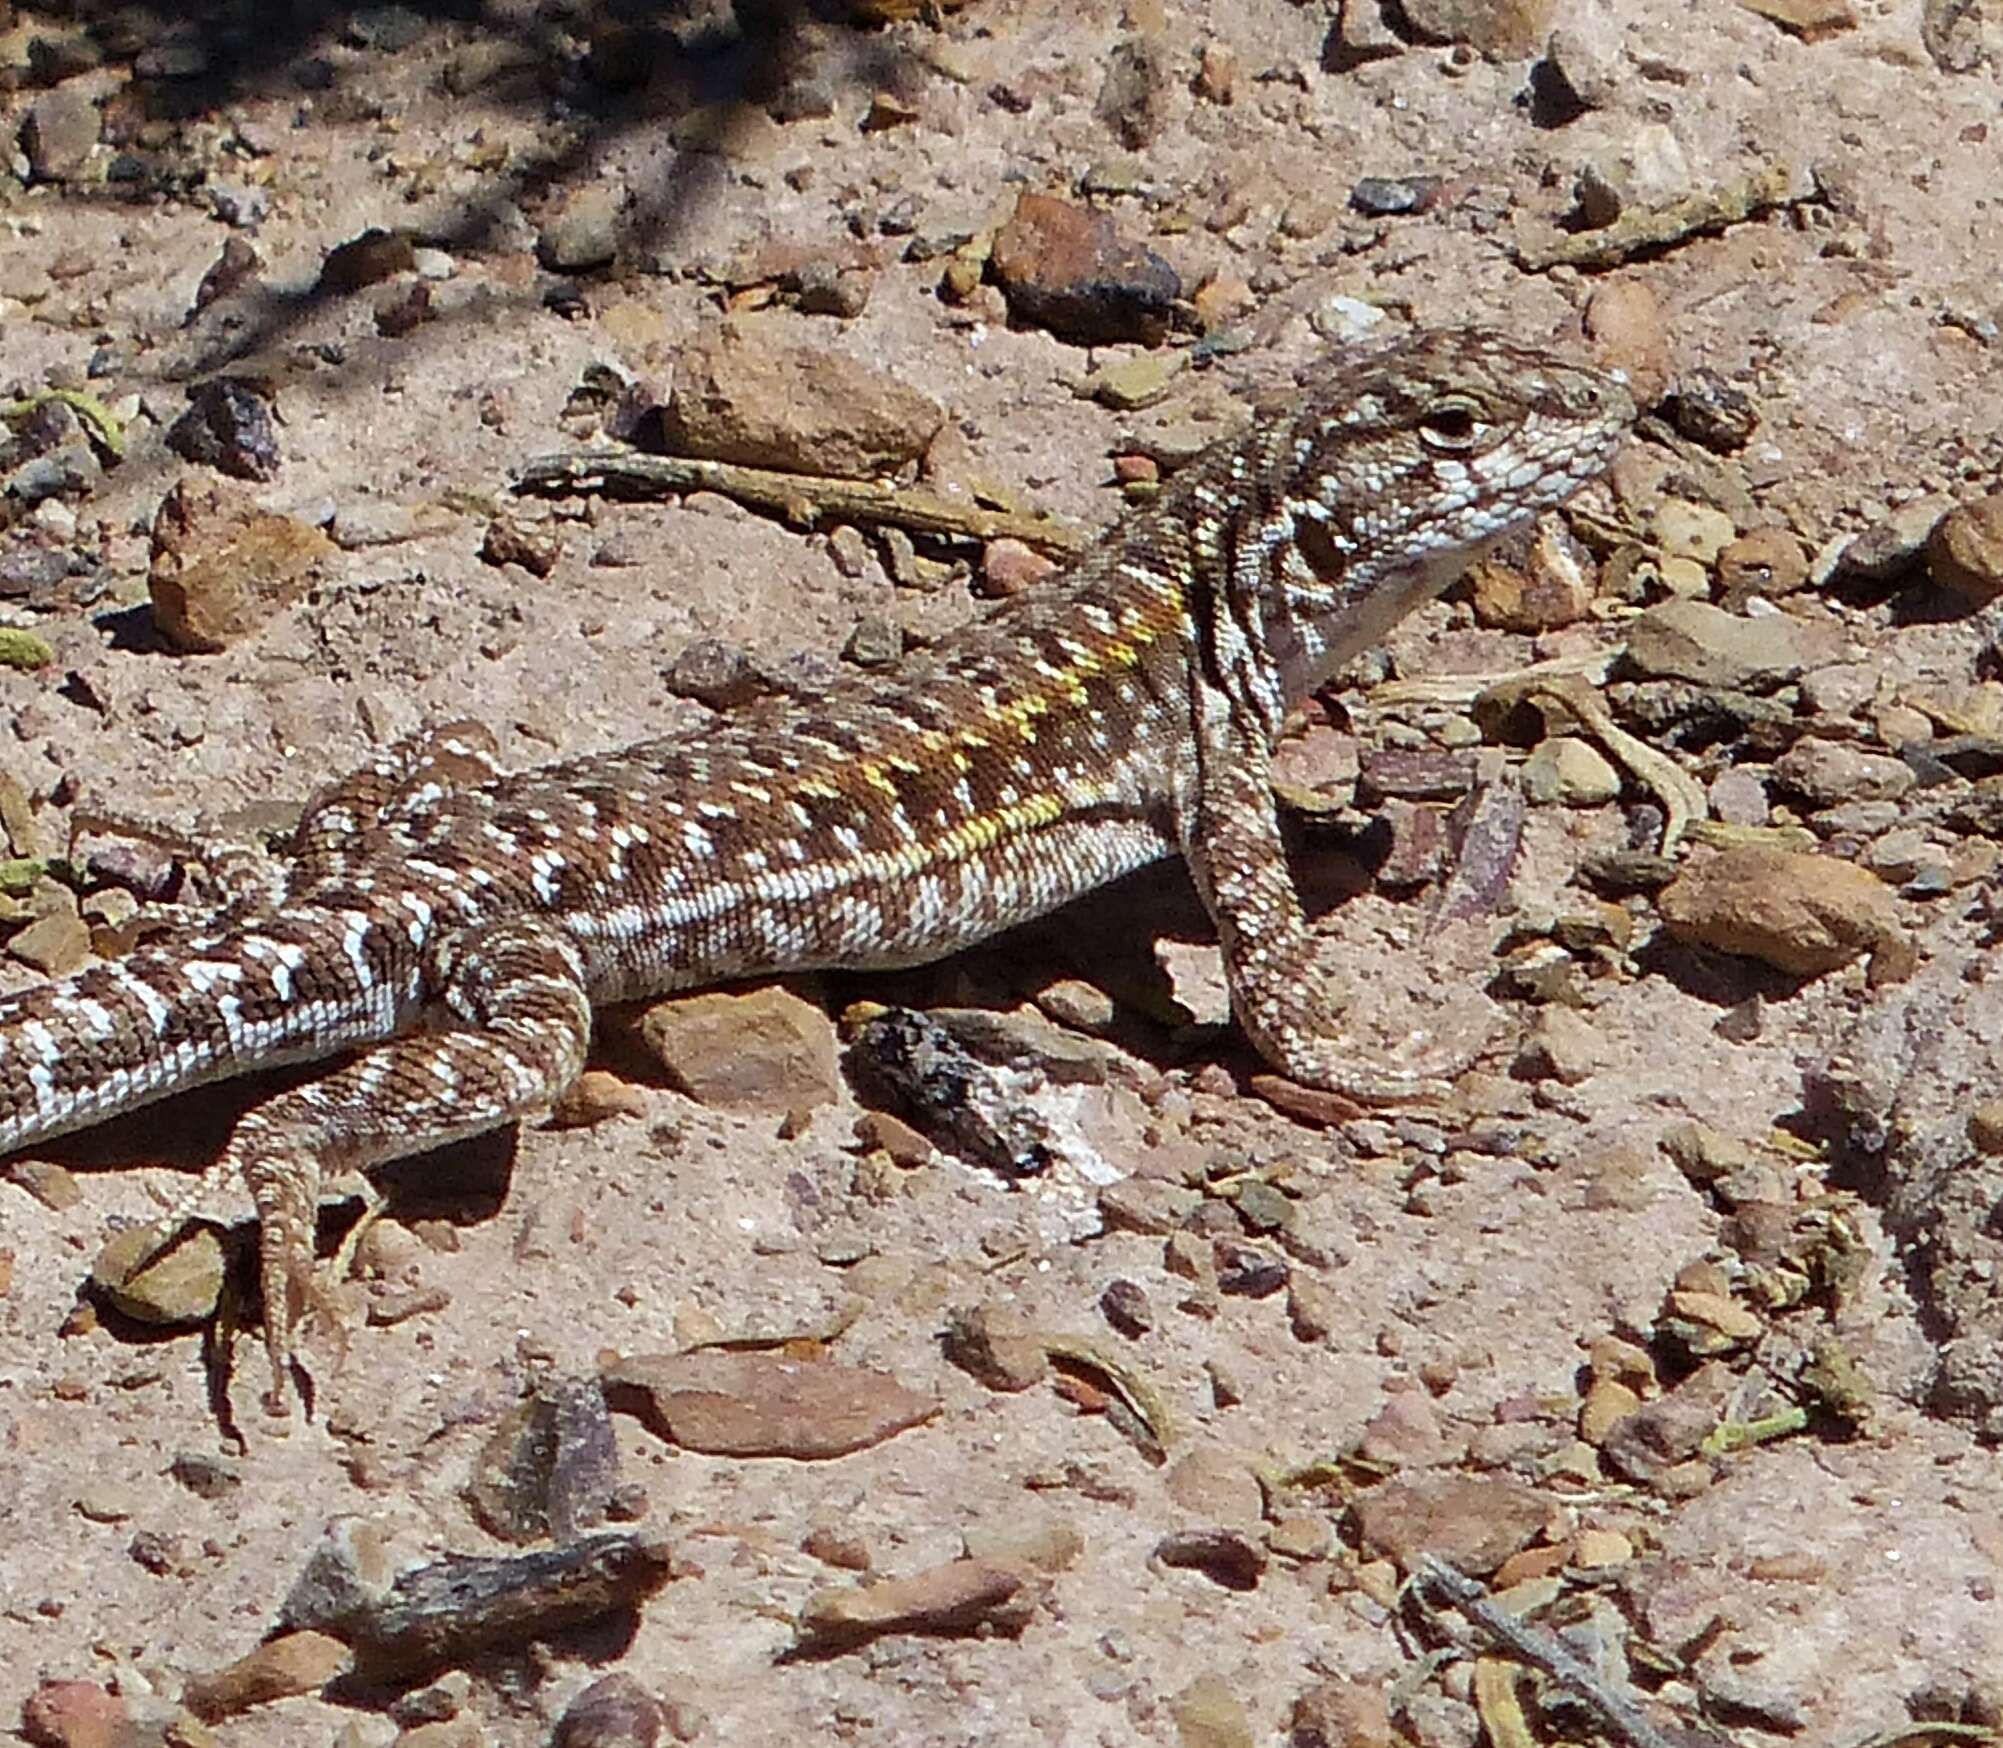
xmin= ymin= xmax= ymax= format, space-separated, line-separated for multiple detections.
xmin=1417 ymin=396 xmax=1485 ymax=451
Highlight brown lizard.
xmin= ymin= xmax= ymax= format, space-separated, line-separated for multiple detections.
xmin=0 ymin=328 xmax=1634 ymax=1411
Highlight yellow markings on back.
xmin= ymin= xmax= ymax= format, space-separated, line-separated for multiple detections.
xmin=772 ymin=584 xmax=1180 ymax=880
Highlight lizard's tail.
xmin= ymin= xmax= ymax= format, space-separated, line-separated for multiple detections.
xmin=0 ymin=908 xmax=421 ymax=1155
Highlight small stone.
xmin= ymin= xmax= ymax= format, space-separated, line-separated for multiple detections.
xmin=466 ymin=1375 xmax=621 ymax=1544
xmin=5 ymin=1160 xmax=81 ymax=1211
xmin=1154 ymin=1527 xmax=1267 ymax=1591
xmin=1349 ymin=176 xmax=1442 ymax=216
xmin=539 ymin=185 xmax=625 ymax=273
xmin=1081 ymin=349 xmax=1187 ymax=410
xmin=74 ymin=1482 xmax=140 ymax=1523
xmin=637 ymin=984 xmax=840 ymax=1114
xmin=1968 ymin=1102 xmax=2003 ymax=1156
xmin=22 ymin=84 xmax=100 ymax=182
xmin=7 ymin=908 xmax=91 ymax=975
xmin=165 ymin=379 xmax=282 ymax=482
xmin=1165 ymin=1444 xmax=1264 ymax=1530
xmin=92 ymin=1221 xmax=226 ymax=1324
xmin=1717 ymin=527 xmax=1809 ymax=604
xmin=1520 ymin=737 xmax=1620 ymax=807
xmin=149 ymin=479 xmax=334 ymax=653
xmin=1289 ymin=1678 xmax=1393 ymax=1748
xmin=1100 ymin=1277 xmax=1154 ymax=1337
xmin=843 ymin=614 xmax=902 ymax=668
xmin=1352 ymin=1473 xmax=1554 ymax=1575
xmin=1357 ymin=1392 xmax=1454 ymax=1468
xmin=942 ymin=1303 xmax=1049 ymax=1391
xmin=1194 ymin=41 xmax=1237 ymax=103
xmin=553 ymin=1673 xmax=665 ymax=1748
xmin=1287 ymin=1276 xmax=1338 ymax=1344
xmin=1658 ymin=846 xmax=1907 ymax=978
xmin=480 ymin=515 xmax=562 ymax=577
xmin=665 ymin=638 xmax=761 ymax=710
xmin=1622 ymin=599 xmax=1844 ymax=691
xmin=796 ymin=1558 xmax=1031 ymax=1647
xmin=1582 ymin=279 xmax=1672 ymax=403
xmin=318 ymin=227 xmax=415 ymax=293
xmin=1773 ymin=737 xmax=1913 ymax=807
xmin=20 ymin=1681 xmax=130 ymax=1748
xmin=1395 ymin=0 xmax=1557 ymax=57
xmin=1738 ymin=0 xmax=1857 ymax=40
xmin=1927 ymin=493 xmax=2003 ymax=606
xmin=1095 ymin=33 xmax=1170 ymax=149
xmin=1650 ymin=498 xmax=1737 ymax=566
xmin=1664 ymin=368 xmax=1762 ymax=451
xmin=962 ymin=1516 xmax=1083 ymax=1575
xmin=1170 ymin=1675 xmax=1254 ymax=1748
xmin=605 ymin=1349 xmax=935 ymax=1457
xmin=1465 ymin=524 xmax=1595 ymax=632
xmin=989 ymin=191 xmax=1180 ymax=347
xmin=664 ymin=320 xmax=944 ymax=478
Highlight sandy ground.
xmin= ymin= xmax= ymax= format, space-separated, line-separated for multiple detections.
xmin=4 ymin=1 xmax=2003 ymax=1744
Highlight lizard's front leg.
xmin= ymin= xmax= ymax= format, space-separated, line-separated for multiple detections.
xmin=1180 ymin=706 xmax=1457 ymax=1103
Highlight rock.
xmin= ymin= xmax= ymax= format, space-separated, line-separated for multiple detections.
xmin=1520 ymin=736 xmax=1620 ymax=806
xmin=479 ymin=514 xmax=562 ymax=577
xmin=1717 ymin=527 xmax=1809 ymax=605
xmin=1657 ymin=845 xmax=1908 ymax=977
xmin=1171 ymin=1675 xmax=1255 ymax=1748
xmin=980 ymin=537 xmax=1058 ymax=598
xmin=7 ymin=908 xmax=90 ymax=975
xmin=797 ymin=1558 xmax=1032 ymax=1647
xmin=466 ymin=1376 xmax=620 ymax=1544
xmin=942 ymin=1303 xmax=1050 ymax=1391
xmin=1352 ymin=1473 xmax=1553 ymax=1574
xmin=166 ymin=379 xmax=282 ymax=481
xmin=149 ymin=479 xmax=334 ymax=653
xmin=1395 ymin=0 xmax=1557 ymax=57
xmin=19 ymin=1681 xmax=130 ymax=1748
xmin=1927 ymin=493 xmax=2003 ymax=605
xmin=664 ymin=637 xmax=762 ymax=709
xmin=92 ymin=1220 xmax=225 ymax=1324
xmin=1583 ymin=279 xmax=1671 ymax=403
xmin=553 ymin=1673 xmax=665 ymax=1748
xmin=318 ymin=227 xmax=414 ymax=292
xmin=989 ymin=191 xmax=1180 ymax=346
xmin=1621 ymin=599 xmax=1843 ymax=690
xmin=1739 ymin=0 xmax=1857 ymax=40
xmin=1153 ymin=1527 xmax=1268 ymax=1590
xmin=539 ymin=184 xmax=625 ymax=273
xmin=1922 ymin=0 xmax=2002 ymax=70
xmin=1289 ymin=1678 xmax=1393 ymax=1748
xmin=961 ymin=1516 xmax=1084 ymax=1574
xmin=663 ymin=321 xmax=944 ymax=478
xmin=636 ymin=983 xmax=840 ymax=1114
xmin=1772 ymin=736 xmax=1914 ymax=807
xmin=1650 ymin=498 xmax=1736 ymax=566
xmin=1081 ymin=349 xmax=1187 ymax=410
xmin=603 ymin=1350 xmax=934 ymax=1457
xmin=284 ymin=1522 xmax=675 ymax=1678
xmin=1095 ymin=33 xmax=1171 ymax=148
xmin=1664 ymin=368 xmax=1762 ymax=451
xmin=183 ymin=1631 xmax=354 ymax=1719
xmin=1357 ymin=1391 xmax=1455 ymax=1467
xmin=22 ymin=83 xmax=99 ymax=181
xmin=1465 ymin=524 xmax=1596 ymax=632
xmin=1165 ymin=1444 xmax=1264 ymax=1530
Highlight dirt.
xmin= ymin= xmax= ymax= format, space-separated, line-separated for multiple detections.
xmin=2 ymin=2 xmax=2003 ymax=1744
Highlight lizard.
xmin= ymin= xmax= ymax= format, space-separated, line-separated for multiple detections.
xmin=0 ymin=327 xmax=1635 ymax=1414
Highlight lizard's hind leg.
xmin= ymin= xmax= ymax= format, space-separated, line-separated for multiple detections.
xmin=185 ymin=914 xmax=592 ymax=1416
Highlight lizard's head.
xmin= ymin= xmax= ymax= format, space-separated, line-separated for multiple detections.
xmin=1249 ymin=327 xmax=1636 ymax=704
